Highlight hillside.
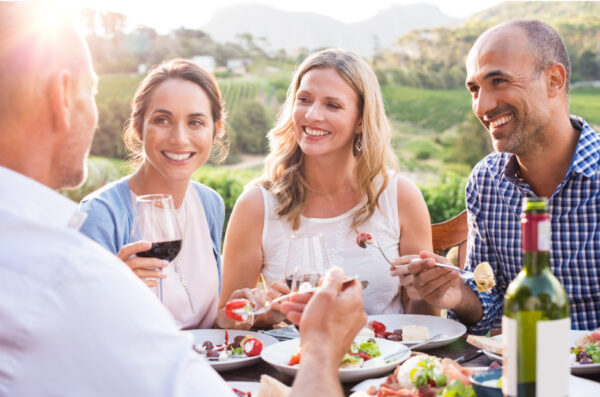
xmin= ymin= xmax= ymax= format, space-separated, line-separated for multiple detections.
xmin=201 ymin=3 xmax=459 ymax=56
xmin=378 ymin=1 xmax=600 ymax=88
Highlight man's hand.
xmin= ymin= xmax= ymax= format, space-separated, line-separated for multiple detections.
xmin=391 ymin=251 xmax=483 ymax=324
xmin=281 ymin=267 xmax=366 ymax=361
xmin=284 ymin=267 xmax=366 ymax=397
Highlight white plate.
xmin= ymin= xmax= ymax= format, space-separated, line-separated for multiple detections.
xmin=367 ymin=314 xmax=467 ymax=350
xmin=227 ymin=381 xmax=260 ymax=395
xmin=481 ymin=330 xmax=600 ymax=375
xmin=185 ymin=329 xmax=279 ymax=372
xmin=261 ymin=337 xmax=410 ymax=383
xmin=351 ymin=374 xmax=600 ymax=396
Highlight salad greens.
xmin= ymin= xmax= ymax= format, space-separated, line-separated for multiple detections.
xmin=438 ymin=380 xmax=476 ymax=397
xmin=572 ymin=342 xmax=600 ymax=363
xmin=410 ymin=357 xmax=447 ymax=387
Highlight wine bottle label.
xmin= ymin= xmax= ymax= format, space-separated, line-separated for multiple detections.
xmin=537 ymin=318 xmax=570 ymax=397
xmin=502 ymin=316 xmax=570 ymax=397
xmin=537 ymin=220 xmax=550 ymax=251
xmin=503 ymin=316 xmax=518 ymax=397
xmin=522 ymin=215 xmax=550 ymax=252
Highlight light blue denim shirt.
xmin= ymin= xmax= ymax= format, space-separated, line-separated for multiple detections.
xmin=79 ymin=176 xmax=225 ymax=292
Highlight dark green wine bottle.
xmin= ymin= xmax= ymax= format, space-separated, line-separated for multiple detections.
xmin=502 ymin=197 xmax=570 ymax=397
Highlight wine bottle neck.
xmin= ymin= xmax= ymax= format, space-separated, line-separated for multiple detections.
xmin=522 ymin=251 xmax=550 ymax=274
xmin=521 ymin=212 xmax=550 ymax=274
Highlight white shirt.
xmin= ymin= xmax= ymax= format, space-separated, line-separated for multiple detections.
xmin=131 ymin=187 xmax=219 ymax=329
xmin=0 ymin=166 xmax=234 ymax=397
xmin=260 ymin=174 xmax=403 ymax=314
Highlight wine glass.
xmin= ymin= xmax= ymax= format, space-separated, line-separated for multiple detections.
xmin=284 ymin=233 xmax=329 ymax=292
xmin=133 ymin=194 xmax=183 ymax=301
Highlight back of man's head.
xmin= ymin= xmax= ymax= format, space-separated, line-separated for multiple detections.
xmin=0 ymin=3 xmax=85 ymax=123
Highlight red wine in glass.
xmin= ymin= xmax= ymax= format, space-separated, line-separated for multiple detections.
xmin=137 ymin=240 xmax=182 ymax=262
xmin=133 ymin=194 xmax=183 ymax=301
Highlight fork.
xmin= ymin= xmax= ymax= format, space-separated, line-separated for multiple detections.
xmin=233 ymin=276 xmax=366 ymax=318
xmin=363 ymin=238 xmax=394 ymax=265
xmin=394 ymin=258 xmax=474 ymax=280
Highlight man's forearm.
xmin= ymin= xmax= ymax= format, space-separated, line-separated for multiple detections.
xmin=450 ymin=284 xmax=484 ymax=325
xmin=290 ymin=345 xmax=343 ymax=397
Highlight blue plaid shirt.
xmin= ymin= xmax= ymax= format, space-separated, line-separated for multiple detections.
xmin=449 ymin=117 xmax=600 ymax=334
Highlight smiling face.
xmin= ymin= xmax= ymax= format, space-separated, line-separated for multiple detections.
xmin=292 ymin=67 xmax=362 ymax=159
xmin=141 ymin=78 xmax=215 ymax=184
xmin=465 ymin=26 xmax=552 ymax=155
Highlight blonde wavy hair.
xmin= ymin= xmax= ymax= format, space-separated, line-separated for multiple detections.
xmin=259 ymin=48 xmax=397 ymax=230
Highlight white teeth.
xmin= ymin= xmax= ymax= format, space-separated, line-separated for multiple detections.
xmin=163 ymin=152 xmax=192 ymax=161
xmin=304 ymin=127 xmax=330 ymax=136
xmin=489 ymin=115 xmax=512 ymax=128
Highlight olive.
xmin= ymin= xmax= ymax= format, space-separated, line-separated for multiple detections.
xmin=202 ymin=341 xmax=214 ymax=351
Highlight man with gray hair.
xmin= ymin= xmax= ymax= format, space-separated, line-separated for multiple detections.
xmin=394 ymin=19 xmax=600 ymax=334
xmin=0 ymin=3 xmax=365 ymax=396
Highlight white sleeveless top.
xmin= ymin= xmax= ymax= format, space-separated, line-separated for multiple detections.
xmin=260 ymin=175 xmax=403 ymax=315
xmin=131 ymin=185 xmax=219 ymax=329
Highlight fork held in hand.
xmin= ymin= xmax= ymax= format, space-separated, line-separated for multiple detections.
xmin=234 ymin=276 xmax=365 ymax=318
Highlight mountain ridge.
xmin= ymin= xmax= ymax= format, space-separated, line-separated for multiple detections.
xmin=201 ymin=2 xmax=460 ymax=56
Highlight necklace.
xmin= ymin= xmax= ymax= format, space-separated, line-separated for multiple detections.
xmin=135 ymin=169 xmax=195 ymax=314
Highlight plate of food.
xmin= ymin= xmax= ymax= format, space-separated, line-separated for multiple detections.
xmin=365 ymin=314 xmax=467 ymax=350
xmin=467 ymin=330 xmax=600 ymax=375
xmin=185 ymin=329 xmax=279 ymax=372
xmin=350 ymin=353 xmax=484 ymax=396
xmin=261 ymin=336 xmax=410 ymax=383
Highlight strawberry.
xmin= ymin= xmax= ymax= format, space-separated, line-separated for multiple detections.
xmin=356 ymin=232 xmax=373 ymax=248
xmin=225 ymin=299 xmax=252 ymax=322
xmin=368 ymin=320 xmax=387 ymax=337
xmin=242 ymin=337 xmax=263 ymax=357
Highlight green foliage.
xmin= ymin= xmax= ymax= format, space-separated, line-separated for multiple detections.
xmin=570 ymin=87 xmax=600 ymax=126
xmin=406 ymin=139 xmax=444 ymax=160
xmin=60 ymin=156 xmax=131 ymax=202
xmin=192 ymin=167 xmax=260 ymax=228
xmin=91 ymin=75 xmax=141 ymax=159
xmin=377 ymin=2 xmax=600 ymax=89
xmin=444 ymin=115 xmax=493 ymax=167
xmin=382 ymin=86 xmax=472 ymax=132
xmin=419 ymin=173 xmax=467 ymax=224
xmin=228 ymin=101 xmax=270 ymax=154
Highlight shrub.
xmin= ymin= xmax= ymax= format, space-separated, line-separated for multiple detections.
xmin=419 ymin=172 xmax=467 ymax=224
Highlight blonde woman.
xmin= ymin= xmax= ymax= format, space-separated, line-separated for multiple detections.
xmin=217 ymin=49 xmax=437 ymax=329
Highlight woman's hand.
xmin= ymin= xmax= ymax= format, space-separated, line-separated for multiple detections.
xmin=215 ymin=280 xmax=290 ymax=330
xmin=117 ymin=241 xmax=167 ymax=288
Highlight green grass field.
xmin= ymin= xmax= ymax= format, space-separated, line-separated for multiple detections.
xmin=382 ymin=85 xmax=600 ymax=131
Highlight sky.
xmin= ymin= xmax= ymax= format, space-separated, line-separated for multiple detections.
xmin=55 ymin=0 xmax=505 ymax=33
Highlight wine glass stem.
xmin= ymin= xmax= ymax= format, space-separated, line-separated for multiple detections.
xmin=159 ymin=278 xmax=163 ymax=302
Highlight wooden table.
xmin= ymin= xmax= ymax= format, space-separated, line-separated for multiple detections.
xmin=222 ymin=336 xmax=600 ymax=396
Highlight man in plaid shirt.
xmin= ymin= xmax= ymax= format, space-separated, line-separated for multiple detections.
xmin=393 ymin=19 xmax=599 ymax=334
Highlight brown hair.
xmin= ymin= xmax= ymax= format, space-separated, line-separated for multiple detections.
xmin=124 ymin=58 xmax=228 ymax=163
xmin=260 ymin=48 xmax=396 ymax=230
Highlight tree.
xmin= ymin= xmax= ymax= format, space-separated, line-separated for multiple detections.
xmin=228 ymin=101 xmax=270 ymax=154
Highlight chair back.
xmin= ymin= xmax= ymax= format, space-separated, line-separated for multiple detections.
xmin=431 ymin=210 xmax=468 ymax=269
